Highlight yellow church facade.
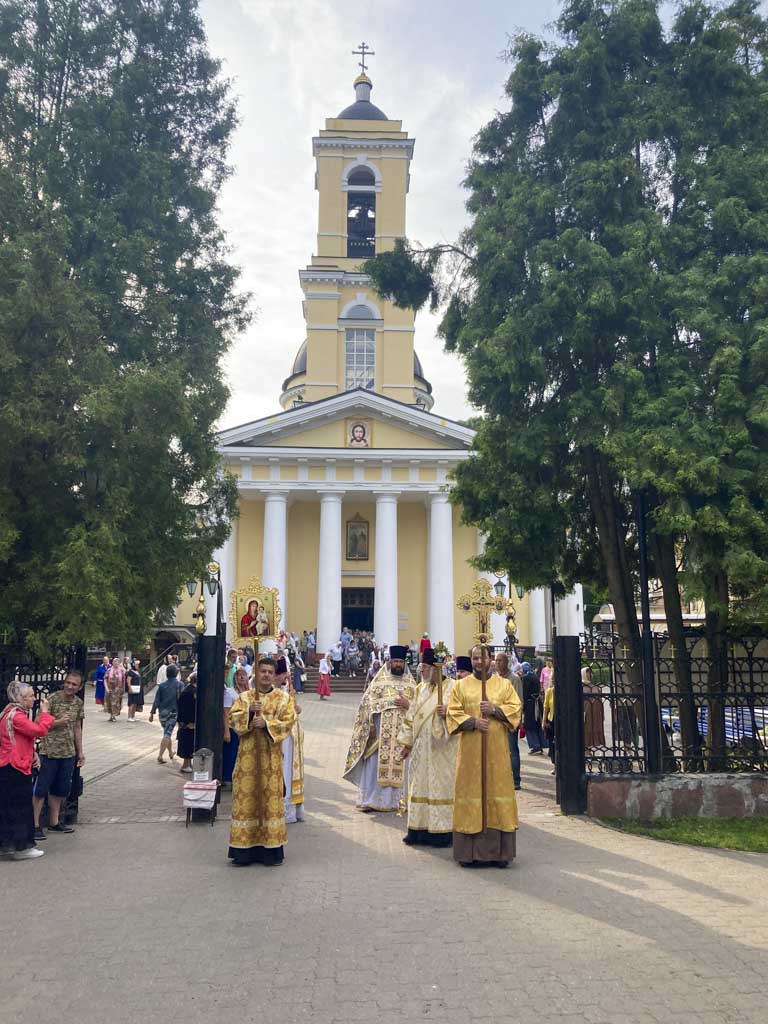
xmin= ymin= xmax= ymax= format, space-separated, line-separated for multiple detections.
xmin=172 ymin=72 xmax=582 ymax=657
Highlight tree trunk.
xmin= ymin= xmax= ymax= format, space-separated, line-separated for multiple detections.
xmin=649 ymin=525 xmax=703 ymax=771
xmin=584 ymin=449 xmax=640 ymax=648
xmin=704 ymin=571 xmax=729 ymax=769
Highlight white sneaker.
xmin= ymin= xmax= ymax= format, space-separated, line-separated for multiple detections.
xmin=13 ymin=847 xmax=45 ymax=860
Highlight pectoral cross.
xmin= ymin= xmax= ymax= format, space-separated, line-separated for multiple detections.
xmin=352 ymin=42 xmax=375 ymax=74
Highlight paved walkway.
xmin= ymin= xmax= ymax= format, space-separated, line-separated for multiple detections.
xmin=2 ymin=694 xmax=766 ymax=1024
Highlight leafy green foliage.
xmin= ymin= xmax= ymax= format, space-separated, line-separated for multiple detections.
xmin=0 ymin=1 xmax=247 ymax=652
xmin=364 ymin=0 xmax=768 ymax=635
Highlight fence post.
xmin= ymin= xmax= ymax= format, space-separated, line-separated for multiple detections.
xmin=554 ymin=635 xmax=587 ymax=815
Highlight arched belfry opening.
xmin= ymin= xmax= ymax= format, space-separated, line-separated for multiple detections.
xmin=347 ymin=172 xmax=376 ymax=257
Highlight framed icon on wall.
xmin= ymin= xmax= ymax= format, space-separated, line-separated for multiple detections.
xmin=346 ymin=514 xmax=369 ymax=561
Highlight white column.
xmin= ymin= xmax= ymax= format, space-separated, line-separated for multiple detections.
xmin=316 ymin=492 xmax=343 ymax=655
xmin=262 ymin=492 xmax=288 ymax=630
xmin=428 ymin=493 xmax=455 ymax=653
xmin=528 ymin=587 xmax=548 ymax=651
xmin=571 ymin=583 xmax=585 ymax=635
xmin=212 ymin=517 xmax=238 ymax=642
xmin=374 ymin=492 xmax=399 ymax=646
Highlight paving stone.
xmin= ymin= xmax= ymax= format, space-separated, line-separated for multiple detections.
xmin=0 ymin=694 xmax=766 ymax=1024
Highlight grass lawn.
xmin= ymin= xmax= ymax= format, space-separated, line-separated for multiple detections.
xmin=603 ymin=816 xmax=768 ymax=853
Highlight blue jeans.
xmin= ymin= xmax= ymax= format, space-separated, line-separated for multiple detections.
xmin=508 ymin=729 xmax=521 ymax=787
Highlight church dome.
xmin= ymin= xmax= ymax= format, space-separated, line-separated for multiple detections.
xmin=292 ymin=340 xmax=307 ymax=375
xmin=338 ymin=74 xmax=388 ymax=121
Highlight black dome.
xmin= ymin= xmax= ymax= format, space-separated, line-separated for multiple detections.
xmin=337 ymin=99 xmax=388 ymax=120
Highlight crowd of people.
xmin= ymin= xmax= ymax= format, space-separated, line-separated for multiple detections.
xmin=226 ymin=639 xmax=557 ymax=870
xmin=1 ymin=626 xmax=557 ymax=867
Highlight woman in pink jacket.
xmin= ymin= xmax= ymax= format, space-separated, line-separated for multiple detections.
xmin=0 ymin=681 xmax=55 ymax=860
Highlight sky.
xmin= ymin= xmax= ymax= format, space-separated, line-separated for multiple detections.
xmin=200 ymin=0 xmax=561 ymax=429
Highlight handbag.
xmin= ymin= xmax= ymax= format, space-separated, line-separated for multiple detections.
xmin=300 ymin=673 xmax=308 ymax=684
xmin=129 ymin=685 xmax=141 ymax=694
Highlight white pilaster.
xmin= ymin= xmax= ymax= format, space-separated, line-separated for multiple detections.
xmin=316 ymin=492 xmax=343 ymax=654
xmin=262 ymin=492 xmax=288 ymax=630
xmin=374 ymin=492 xmax=399 ymax=645
xmin=212 ymin=518 xmax=238 ymax=642
xmin=528 ymin=587 xmax=548 ymax=651
xmin=428 ymin=493 xmax=455 ymax=653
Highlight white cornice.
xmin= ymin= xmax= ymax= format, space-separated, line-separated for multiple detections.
xmin=313 ymin=136 xmax=414 ymax=158
xmin=221 ymin=446 xmax=470 ymax=462
xmin=300 ymin=269 xmax=371 ymax=286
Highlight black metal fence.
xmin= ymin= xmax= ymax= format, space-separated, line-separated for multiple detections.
xmin=579 ymin=632 xmax=768 ymax=775
xmin=0 ymin=643 xmax=87 ymax=713
xmin=0 ymin=643 xmax=88 ymax=824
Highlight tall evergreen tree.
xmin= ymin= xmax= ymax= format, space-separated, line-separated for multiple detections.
xmin=0 ymin=1 xmax=247 ymax=651
xmin=365 ymin=0 xmax=768 ymax=766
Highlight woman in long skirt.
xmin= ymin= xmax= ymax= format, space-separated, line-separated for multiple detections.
xmin=222 ymin=668 xmax=250 ymax=786
xmin=176 ymin=674 xmax=197 ymax=773
xmin=582 ymin=666 xmax=606 ymax=747
xmin=292 ymin=653 xmax=306 ymax=693
xmin=317 ymin=654 xmax=332 ymax=700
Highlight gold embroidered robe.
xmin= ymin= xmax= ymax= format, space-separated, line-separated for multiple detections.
xmin=285 ymin=691 xmax=304 ymax=805
xmin=397 ymin=677 xmax=457 ymax=834
xmin=229 ymin=688 xmax=295 ymax=851
xmin=446 ymin=673 xmax=522 ymax=835
xmin=343 ymin=666 xmax=416 ymax=789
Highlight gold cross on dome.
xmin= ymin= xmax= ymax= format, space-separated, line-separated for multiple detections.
xmin=352 ymin=42 xmax=375 ymax=74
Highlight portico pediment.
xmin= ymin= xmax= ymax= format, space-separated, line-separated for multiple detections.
xmin=218 ymin=390 xmax=474 ymax=452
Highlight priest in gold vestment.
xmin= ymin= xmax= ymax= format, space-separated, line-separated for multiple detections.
xmin=397 ymin=648 xmax=457 ymax=847
xmin=447 ymin=646 xmax=522 ymax=867
xmin=343 ymin=646 xmax=416 ymax=811
xmin=228 ymin=657 xmax=296 ymax=866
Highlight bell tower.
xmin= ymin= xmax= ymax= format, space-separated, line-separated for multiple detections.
xmin=280 ymin=51 xmax=432 ymax=410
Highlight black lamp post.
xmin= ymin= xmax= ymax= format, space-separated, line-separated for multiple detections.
xmin=494 ymin=574 xmax=523 ymax=652
xmin=186 ymin=563 xmax=226 ymax=788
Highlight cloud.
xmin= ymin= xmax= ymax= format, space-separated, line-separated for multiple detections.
xmin=201 ymin=0 xmax=557 ymax=429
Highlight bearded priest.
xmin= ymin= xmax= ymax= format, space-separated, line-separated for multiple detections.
xmin=343 ymin=645 xmax=416 ymax=812
xmin=397 ymin=648 xmax=458 ymax=847
xmin=447 ymin=645 xmax=522 ymax=867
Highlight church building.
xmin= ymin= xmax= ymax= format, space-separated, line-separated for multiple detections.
xmin=173 ymin=68 xmax=583 ymax=656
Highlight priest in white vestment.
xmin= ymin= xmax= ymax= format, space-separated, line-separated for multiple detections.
xmin=397 ymin=648 xmax=457 ymax=847
xmin=343 ymin=646 xmax=416 ymax=812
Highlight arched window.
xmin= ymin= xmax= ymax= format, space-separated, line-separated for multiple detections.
xmin=347 ymin=166 xmax=376 ymax=187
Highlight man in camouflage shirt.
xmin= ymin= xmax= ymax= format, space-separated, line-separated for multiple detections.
xmin=32 ymin=670 xmax=85 ymax=839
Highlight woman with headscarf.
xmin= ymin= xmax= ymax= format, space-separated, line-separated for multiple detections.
xmin=0 ymin=682 xmax=55 ymax=860
xmin=105 ymin=657 xmax=125 ymax=722
xmin=223 ymin=666 xmax=251 ymax=787
xmin=582 ymin=666 xmax=606 ymax=747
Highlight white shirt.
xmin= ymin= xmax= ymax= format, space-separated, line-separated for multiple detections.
xmin=156 ymin=664 xmax=168 ymax=687
xmin=319 ymin=657 xmax=331 ymax=675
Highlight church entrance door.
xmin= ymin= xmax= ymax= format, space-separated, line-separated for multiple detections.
xmin=342 ymin=587 xmax=374 ymax=632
